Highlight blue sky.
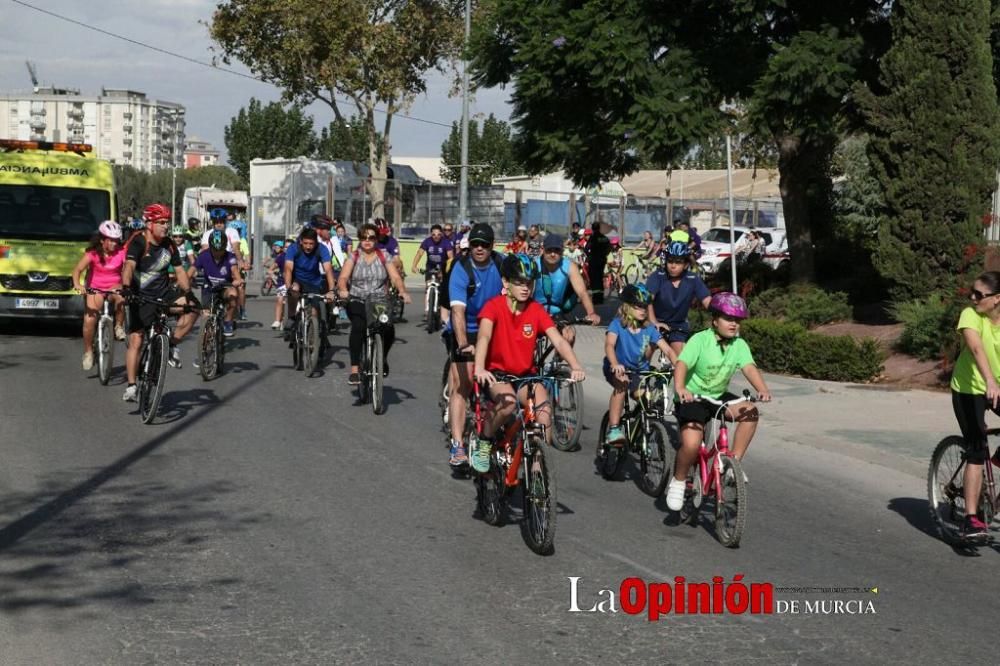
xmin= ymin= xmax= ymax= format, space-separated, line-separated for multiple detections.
xmin=0 ymin=0 xmax=513 ymax=162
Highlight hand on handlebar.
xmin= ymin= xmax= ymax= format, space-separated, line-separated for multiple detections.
xmin=676 ymin=388 xmax=694 ymax=403
xmin=400 ymin=291 xmax=412 ymax=304
xmin=756 ymin=390 xmax=772 ymax=403
xmin=584 ymin=312 xmax=601 ymax=326
xmin=568 ymin=367 xmax=586 ymax=382
xmin=474 ymin=367 xmax=496 ymax=385
xmin=612 ymin=363 xmax=626 ymax=379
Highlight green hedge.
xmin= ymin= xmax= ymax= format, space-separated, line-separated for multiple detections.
xmin=740 ymin=318 xmax=884 ymax=382
xmin=749 ymin=285 xmax=852 ymax=328
xmin=892 ymin=292 xmax=962 ymax=361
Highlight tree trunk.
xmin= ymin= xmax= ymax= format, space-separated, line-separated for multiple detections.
xmin=776 ymin=134 xmax=815 ymax=283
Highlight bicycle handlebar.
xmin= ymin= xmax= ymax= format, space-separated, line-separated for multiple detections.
xmin=85 ymin=288 xmax=121 ymax=295
xmin=690 ymin=389 xmax=757 ymax=408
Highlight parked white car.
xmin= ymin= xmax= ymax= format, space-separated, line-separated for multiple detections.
xmin=696 ymin=226 xmax=789 ymax=274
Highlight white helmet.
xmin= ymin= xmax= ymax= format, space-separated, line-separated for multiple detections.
xmin=98 ymin=220 xmax=122 ymax=240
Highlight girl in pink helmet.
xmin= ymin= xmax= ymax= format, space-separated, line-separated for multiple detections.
xmin=667 ymin=292 xmax=772 ymax=511
xmin=71 ymin=221 xmax=127 ymax=371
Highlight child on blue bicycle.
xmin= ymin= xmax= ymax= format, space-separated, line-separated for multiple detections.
xmin=668 ymin=292 xmax=772 ymax=511
xmin=603 ymin=284 xmax=678 ymax=448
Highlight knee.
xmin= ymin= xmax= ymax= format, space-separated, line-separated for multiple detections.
xmin=735 ymin=407 xmax=759 ymax=423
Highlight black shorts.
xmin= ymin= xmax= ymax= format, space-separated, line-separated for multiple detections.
xmin=127 ymin=286 xmax=185 ymax=334
xmin=674 ymin=391 xmax=739 ymax=425
xmin=443 ymin=329 xmax=478 ymax=362
xmin=952 ymin=390 xmax=1000 ymax=464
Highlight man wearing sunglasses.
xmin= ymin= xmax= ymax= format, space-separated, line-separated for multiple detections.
xmin=444 ymin=223 xmax=504 ymax=468
xmin=534 ymin=234 xmax=601 ymax=345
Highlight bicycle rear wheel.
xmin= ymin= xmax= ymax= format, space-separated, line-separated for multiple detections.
xmin=358 ymin=333 xmax=371 ymax=404
xmin=638 ymin=419 xmax=673 ymax=497
xmin=97 ymin=316 xmax=113 ymax=385
xmin=597 ymin=411 xmax=625 ymax=480
xmin=715 ymin=456 xmax=747 ymax=548
xmin=476 ymin=450 xmax=507 ymax=526
xmin=139 ymin=334 xmax=169 ymax=425
xmin=199 ymin=317 xmax=220 ymax=381
xmin=623 ymin=263 xmax=639 ymax=286
xmin=371 ymin=332 xmax=385 ymax=414
xmin=927 ymin=436 xmax=983 ymax=544
xmin=426 ymin=287 xmax=438 ymax=334
xmin=439 ymin=358 xmax=451 ymax=427
xmin=551 ymin=375 xmax=584 ymax=451
xmin=522 ymin=437 xmax=556 ymax=555
xmin=304 ymin=311 xmax=321 ymax=377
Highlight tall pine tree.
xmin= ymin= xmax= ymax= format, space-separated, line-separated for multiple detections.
xmin=859 ymin=0 xmax=1000 ymax=300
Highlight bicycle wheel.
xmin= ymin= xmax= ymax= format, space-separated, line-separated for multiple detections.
xmin=304 ymin=311 xmax=321 ymax=377
xmin=678 ymin=462 xmax=703 ymax=525
xmin=260 ymin=279 xmax=273 ymax=297
xmin=139 ymin=334 xmax=169 ymax=425
xmin=927 ymin=436 xmax=979 ymax=544
xmin=371 ymin=332 xmax=385 ymax=414
xmin=292 ymin=315 xmax=304 ymax=371
xmin=638 ymin=419 xmax=673 ymax=498
xmin=623 ymin=263 xmax=639 ymax=286
xmin=358 ymin=333 xmax=371 ymax=404
xmin=551 ymin=376 xmax=584 ymax=451
xmin=597 ymin=411 xmax=626 ymax=480
xmin=216 ymin=317 xmax=226 ymax=376
xmin=715 ymin=456 xmax=748 ymax=548
xmin=198 ymin=317 xmax=220 ymax=381
xmin=97 ymin=316 xmax=113 ymax=385
xmin=439 ymin=358 xmax=451 ymax=427
xmin=426 ymin=288 xmax=439 ymax=334
xmin=522 ymin=437 xmax=556 ymax=555
xmin=476 ymin=450 xmax=506 ymax=526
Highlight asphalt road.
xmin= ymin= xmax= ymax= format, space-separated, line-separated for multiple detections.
xmin=0 ymin=292 xmax=995 ymax=665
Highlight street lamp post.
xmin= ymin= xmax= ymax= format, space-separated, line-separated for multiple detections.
xmin=458 ymin=0 xmax=471 ymax=226
xmin=726 ymin=134 xmax=737 ymax=293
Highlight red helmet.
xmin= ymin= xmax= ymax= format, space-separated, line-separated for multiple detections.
xmin=374 ymin=218 xmax=391 ymax=236
xmin=142 ymin=203 xmax=171 ymax=223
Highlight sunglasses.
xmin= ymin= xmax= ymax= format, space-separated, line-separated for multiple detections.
xmin=361 ymin=234 xmax=377 ymax=241
xmin=470 ymin=241 xmax=492 ymax=249
xmin=544 ymin=248 xmax=563 ymax=254
xmin=972 ymin=289 xmax=997 ymax=301
xmin=443 ymin=228 xmax=453 ymax=232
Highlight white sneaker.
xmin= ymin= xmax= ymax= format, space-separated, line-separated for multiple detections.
xmin=666 ymin=477 xmax=686 ymax=511
xmin=168 ymin=345 xmax=182 ymax=369
xmin=122 ymin=384 xmax=138 ymax=402
xmin=114 ymin=325 xmax=126 ymax=341
xmin=82 ymin=350 xmax=94 ymax=371
xmin=271 ymin=320 xmax=281 ymax=330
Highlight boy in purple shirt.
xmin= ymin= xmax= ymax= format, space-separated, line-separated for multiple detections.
xmin=195 ymin=230 xmax=242 ymax=337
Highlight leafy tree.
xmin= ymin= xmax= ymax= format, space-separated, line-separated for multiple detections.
xmin=223 ymin=98 xmax=316 ymax=182
xmin=210 ymin=0 xmax=463 ymax=218
xmin=857 ymin=0 xmax=1000 ymax=301
xmin=439 ymin=113 xmax=524 ymax=184
xmin=315 ymin=116 xmax=372 ymax=164
xmin=470 ymin=1 xmax=892 ymax=282
xmin=830 ymin=135 xmax=883 ymax=254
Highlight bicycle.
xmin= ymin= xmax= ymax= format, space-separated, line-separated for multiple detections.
xmin=260 ymin=270 xmax=276 ymax=296
xmin=290 ymin=292 xmax=329 ymax=377
xmin=420 ymin=267 xmax=443 ymax=334
xmin=472 ymin=374 xmax=559 ymax=555
xmin=675 ymin=390 xmax=755 ymax=548
xmin=390 ymin=280 xmax=406 ymax=323
xmin=928 ymin=432 xmax=999 ymax=544
xmin=130 ymin=293 xmax=198 ymax=425
xmin=596 ymin=366 xmax=676 ymax=497
xmin=197 ymin=285 xmax=231 ymax=381
xmin=86 ymin=288 xmax=120 ymax=386
xmin=622 ymin=255 xmax=658 ymax=286
xmin=355 ymin=293 xmax=396 ymax=415
xmin=533 ymin=317 xmax=591 ymax=451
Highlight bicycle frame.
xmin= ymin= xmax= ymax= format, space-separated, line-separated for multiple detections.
xmin=474 ymin=375 xmax=550 ymax=488
xmin=693 ymin=392 xmax=754 ymax=501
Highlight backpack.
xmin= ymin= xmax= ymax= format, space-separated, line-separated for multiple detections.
xmin=441 ymin=251 xmax=503 ymax=311
xmin=351 ymin=248 xmax=388 ymax=266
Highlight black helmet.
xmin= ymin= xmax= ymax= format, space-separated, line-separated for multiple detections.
xmin=620 ymin=283 xmax=653 ymax=307
xmin=501 ymin=253 xmax=540 ymax=281
xmin=208 ymin=229 xmax=227 ymax=251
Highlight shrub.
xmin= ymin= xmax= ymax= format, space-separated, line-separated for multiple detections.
xmin=892 ymin=292 xmax=963 ymax=361
xmin=740 ymin=318 xmax=884 ymax=382
xmin=750 ymin=285 xmax=852 ymax=328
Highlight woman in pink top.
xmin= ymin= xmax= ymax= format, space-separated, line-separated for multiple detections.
xmin=72 ymin=221 xmax=126 ymax=371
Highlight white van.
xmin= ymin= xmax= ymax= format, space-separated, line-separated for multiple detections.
xmin=697 ymin=226 xmax=789 ymax=274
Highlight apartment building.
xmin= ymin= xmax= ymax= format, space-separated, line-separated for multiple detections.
xmin=183 ymin=137 xmax=219 ymax=168
xmin=0 ymin=86 xmax=185 ymax=172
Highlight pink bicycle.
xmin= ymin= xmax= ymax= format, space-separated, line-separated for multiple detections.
xmin=677 ymin=390 xmax=756 ymax=547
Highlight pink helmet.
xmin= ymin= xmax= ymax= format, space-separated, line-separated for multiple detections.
xmin=98 ymin=220 xmax=122 ymax=240
xmin=709 ymin=292 xmax=749 ymax=319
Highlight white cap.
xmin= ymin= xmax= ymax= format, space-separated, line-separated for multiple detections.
xmin=459 ymin=236 xmax=469 ymax=250
xmin=517 ymin=225 xmax=527 ymax=231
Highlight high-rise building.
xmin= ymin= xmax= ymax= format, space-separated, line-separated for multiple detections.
xmin=184 ymin=136 xmax=219 ymax=168
xmin=0 ymin=86 xmax=185 ymax=172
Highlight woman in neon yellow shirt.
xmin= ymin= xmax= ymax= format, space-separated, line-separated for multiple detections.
xmin=950 ymin=271 xmax=1000 ymax=541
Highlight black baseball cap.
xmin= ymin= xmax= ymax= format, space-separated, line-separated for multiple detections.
xmin=468 ymin=223 xmax=495 ymax=244
xmin=543 ymin=234 xmax=564 ymax=250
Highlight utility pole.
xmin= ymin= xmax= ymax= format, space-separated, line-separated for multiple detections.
xmin=171 ymin=167 xmax=177 ymax=226
xmin=458 ymin=0 xmax=471 ymax=225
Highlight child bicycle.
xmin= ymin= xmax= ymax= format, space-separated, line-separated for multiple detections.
xmin=596 ymin=365 xmax=676 ymax=497
xmin=472 ymin=374 xmax=560 ymax=556
xmin=675 ymin=390 xmax=756 ymax=548
xmin=86 ymin=287 xmax=121 ymax=386
xmin=928 ymin=432 xmax=1000 ymax=544
xmin=197 ymin=285 xmax=231 ymax=381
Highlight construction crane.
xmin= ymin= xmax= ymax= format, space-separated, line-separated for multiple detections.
xmin=25 ymin=61 xmax=39 ymax=93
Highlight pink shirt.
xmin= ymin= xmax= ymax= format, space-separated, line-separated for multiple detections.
xmin=86 ymin=247 xmax=126 ymax=290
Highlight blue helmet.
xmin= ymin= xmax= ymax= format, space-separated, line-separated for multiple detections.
xmin=620 ymin=283 xmax=652 ymax=307
xmin=208 ymin=229 xmax=227 ymax=251
xmin=665 ymin=240 xmax=690 ymax=258
xmin=209 ymin=208 xmax=228 ymax=221
xmin=501 ymin=253 xmax=540 ymax=281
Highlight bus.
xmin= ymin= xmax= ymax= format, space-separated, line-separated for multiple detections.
xmin=0 ymin=139 xmax=116 ymax=320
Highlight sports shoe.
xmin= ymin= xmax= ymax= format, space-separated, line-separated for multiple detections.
xmin=122 ymin=384 xmax=138 ymax=402
xmin=191 ymin=356 xmax=200 ymax=369
xmin=471 ymin=437 xmax=493 ymax=473
xmin=666 ymin=477 xmax=686 ymax=511
xmin=348 ymin=372 xmax=361 ymax=385
xmin=605 ymin=424 xmax=626 ymax=447
xmin=223 ymin=321 xmax=235 ymax=337
xmin=271 ymin=320 xmax=281 ymax=330
xmin=168 ymin=345 xmax=182 ymax=369
xmin=114 ymin=325 xmax=126 ymax=340
xmin=449 ymin=440 xmax=469 ymax=467
xmin=82 ymin=350 xmax=94 ymax=371
xmin=962 ymin=515 xmax=989 ymax=542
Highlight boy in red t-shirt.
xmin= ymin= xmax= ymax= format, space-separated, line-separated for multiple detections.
xmin=472 ymin=254 xmax=586 ymax=473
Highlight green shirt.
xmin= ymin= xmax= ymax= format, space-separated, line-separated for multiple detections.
xmin=677 ymin=328 xmax=755 ymax=399
xmin=950 ymin=306 xmax=1000 ymax=394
